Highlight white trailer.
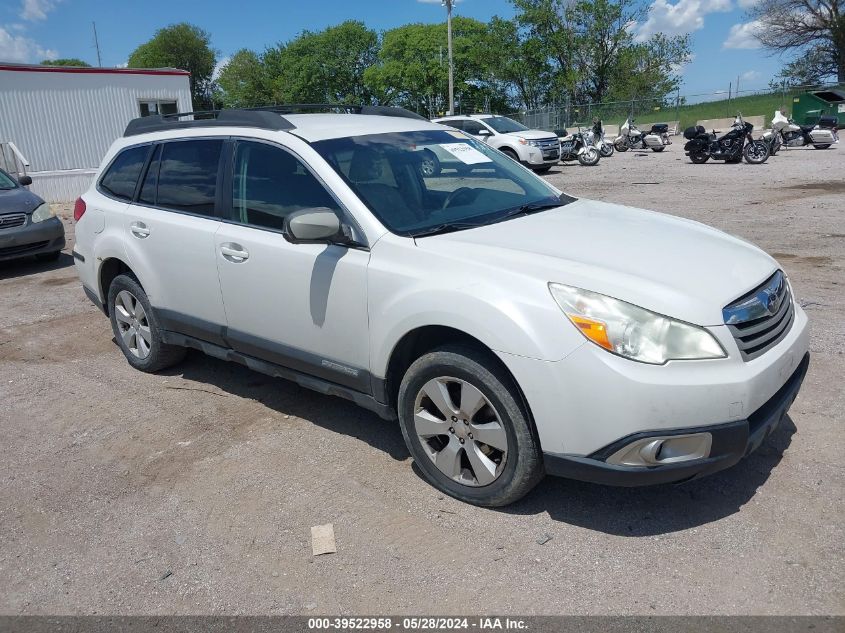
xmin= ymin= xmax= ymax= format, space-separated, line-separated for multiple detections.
xmin=0 ymin=63 xmax=192 ymax=202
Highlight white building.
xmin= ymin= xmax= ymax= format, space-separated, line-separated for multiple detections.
xmin=0 ymin=63 xmax=192 ymax=202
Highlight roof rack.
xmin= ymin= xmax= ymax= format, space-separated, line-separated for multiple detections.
xmin=123 ymin=104 xmax=428 ymax=137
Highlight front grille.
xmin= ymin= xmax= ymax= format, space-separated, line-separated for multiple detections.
xmin=0 ymin=241 xmax=48 ymax=257
xmin=0 ymin=213 xmax=26 ymax=230
xmin=532 ymin=137 xmax=560 ymax=151
xmin=723 ymin=270 xmax=794 ymax=361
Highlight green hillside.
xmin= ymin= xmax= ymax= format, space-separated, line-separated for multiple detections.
xmin=636 ymin=91 xmax=790 ymax=130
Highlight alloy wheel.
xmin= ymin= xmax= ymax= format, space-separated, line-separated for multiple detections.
xmin=413 ymin=377 xmax=508 ymax=487
xmin=114 ymin=290 xmax=152 ymax=359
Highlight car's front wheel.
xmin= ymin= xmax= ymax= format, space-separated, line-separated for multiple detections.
xmin=108 ymin=274 xmax=186 ymax=372
xmin=398 ymin=344 xmax=543 ymax=507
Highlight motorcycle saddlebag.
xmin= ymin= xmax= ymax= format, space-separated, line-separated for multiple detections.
xmin=817 ymin=115 xmax=838 ymax=130
xmin=809 ymin=128 xmax=836 ymax=143
xmin=650 ymin=123 xmax=669 ymax=134
xmin=683 ymin=125 xmax=705 ymax=140
xmin=683 ymin=138 xmax=707 ymax=151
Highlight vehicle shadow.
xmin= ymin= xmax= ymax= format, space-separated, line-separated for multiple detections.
xmin=158 ymin=346 xmax=795 ymax=536
xmin=0 ymin=252 xmax=74 ymax=280
xmin=158 ymin=349 xmax=411 ymax=462
xmin=498 ymin=416 xmax=797 ymax=536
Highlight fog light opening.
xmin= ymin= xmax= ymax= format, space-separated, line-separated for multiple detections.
xmin=607 ymin=432 xmax=712 ymax=467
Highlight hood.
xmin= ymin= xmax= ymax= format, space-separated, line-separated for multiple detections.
xmin=510 ymin=129 xmax=558 ymax=141
xmin=416 ymin=199 xmax=778 ymax=326
xmin=0 ymin=186 xmax=43 ymax=214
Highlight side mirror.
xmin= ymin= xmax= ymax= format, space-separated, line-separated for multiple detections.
xmin=18 ymin=175 xmax=32 ymax=186
xmin=284 ymin=207 xmax=343 ymax=244
xmin=476 ymin=129 xmax=491 ymax=136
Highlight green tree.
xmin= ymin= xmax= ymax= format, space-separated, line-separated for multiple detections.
xmin=365 ymin=17 xmax=509 ymax=116
xmin=41 ymin=58 xmax=91 ymax=67
xmin=128 ymin=23 xmax=217 ymax=108
xmin=214 ymin=49 xmax=271 ymax=108
xmin=510 ymin=0 xmax=691 ymax=105
xmin=262 ymin=21 xmax=379 ymax=104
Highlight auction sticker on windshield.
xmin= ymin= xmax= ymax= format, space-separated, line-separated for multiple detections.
xmin=439 ymin=143 xmax=492 ymax=165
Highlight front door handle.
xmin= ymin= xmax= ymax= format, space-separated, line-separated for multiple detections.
xmin=130 ymin=222 xmax=150 ymax=239
xmin=220 ymin=243 xmax=249 ymax=263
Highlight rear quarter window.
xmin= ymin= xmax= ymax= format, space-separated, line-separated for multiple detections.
xmin=99 ymin=145 xmax=150 ymax=201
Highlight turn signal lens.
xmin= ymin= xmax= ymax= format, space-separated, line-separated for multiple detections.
xmin=568 ymin=315 xmax=613 ymax=351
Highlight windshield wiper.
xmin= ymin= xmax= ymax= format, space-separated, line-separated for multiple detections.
xmin=411 ymin=221 xmax=482 ymax=237
xmin=492 ymin=198 xmax=567 ymax=223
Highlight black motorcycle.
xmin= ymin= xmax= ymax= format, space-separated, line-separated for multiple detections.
xmin=683 ymin=114 xmax=769 ymax=164
xmin=554 ymin=128 xmax=600 ymax=166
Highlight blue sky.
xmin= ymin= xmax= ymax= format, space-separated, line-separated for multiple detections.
xmin=1 ymin=0 xmax=783 ymax=99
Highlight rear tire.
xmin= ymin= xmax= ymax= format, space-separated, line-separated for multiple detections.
xmin=578 ymin=148 xmax=600 ymax=166
xmin=613 ymin=139 xmax=628 ymax=152
xmin=107 ymin=274 xmax=186 ymax=373
xmin=689 ymin=151 xmax=709 ymax=164
xmin=397 ymin=344 xmax=544 ymax=507
xmin=813 ymin=144 xmax=831 ymax=150
xmin=651 ymin=147 xmax=665 ymax=152
xmin=600 ymin=143 xmax=614 ymax=157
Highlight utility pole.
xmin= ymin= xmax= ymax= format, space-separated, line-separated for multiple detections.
xmin=444 ymin=0 xmax=454 ymax=116
xmin=92 ymin=22 xmax=102 ymax=67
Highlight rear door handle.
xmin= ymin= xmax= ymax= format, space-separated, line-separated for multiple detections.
xmin=220 ymin=243 xmax=249 ymax=262
xmin=130 ymin=222 xmax=150 ymax=239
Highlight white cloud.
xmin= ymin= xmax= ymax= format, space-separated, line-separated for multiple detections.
xmin=0 ymin=25 xmax=57 ymax=62
xmin=723 ymin=21 xmax=763 ymax=48
xmin=19 ymin=0 xmax=60 ymax=21
xmin=635 ymin=0 xmax=733 ymax=41
xmin=670 ymin=52 xmax=696 ymax=75
xmin=212 ymin=56 xmax=230 ymax=82
xmin=740 ymin=70 xmax=761 ymax=81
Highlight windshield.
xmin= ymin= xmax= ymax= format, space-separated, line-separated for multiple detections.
xmin=484 ymin=116 xmax=529 ymax=134
xmin=0 ymin=170 xmax=18 ymax=190
xmin=311 ymin=129 xmax=573 ymax=237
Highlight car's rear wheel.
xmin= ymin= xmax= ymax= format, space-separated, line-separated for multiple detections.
xmin=398 ymin=344 xmax=543 ymax=507
xmin=108 ymin=274 xmax=186 ymax=372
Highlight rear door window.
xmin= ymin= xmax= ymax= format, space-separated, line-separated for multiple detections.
xmin=99 ymin=145 xmax=150 ymax=201
xmin=155 ymin=139 xmax=223 ymax=216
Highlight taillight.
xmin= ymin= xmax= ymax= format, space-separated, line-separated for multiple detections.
xmin=73 ymin=198 xmax=86 ymax=222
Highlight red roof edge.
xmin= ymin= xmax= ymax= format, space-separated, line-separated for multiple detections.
xmin=0 ymin=63 xmax=190 ymax=76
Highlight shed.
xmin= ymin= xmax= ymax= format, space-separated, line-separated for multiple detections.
xmin=0 ymin=63 xmax=192 ymax=202
xmin=791 ymin=88 xmax=845 ymax=126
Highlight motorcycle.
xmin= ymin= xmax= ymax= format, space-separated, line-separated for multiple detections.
xmin=555 ymin=127 xmax=600 ymax=166
xmin=762 ymin=110 xmax=839 ymax=152
xmin=590 ymin=119 xmax=614 ymax=157
xmin=613 ymin=118 xmax=666 ymax=152
xmin=683 ymin=113 xmax=769 ymax=164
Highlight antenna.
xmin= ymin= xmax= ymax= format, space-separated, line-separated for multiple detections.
xmin=92 ymin=22 xmax=102 ymax=67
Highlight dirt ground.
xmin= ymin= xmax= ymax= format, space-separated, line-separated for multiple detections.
xmin=1 ymin=143 xmax=843 ymax=616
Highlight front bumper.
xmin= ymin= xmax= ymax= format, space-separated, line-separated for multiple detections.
xmin=0 ymin=215 xmax=65 ymax=261
xmin=524 ymin=146 xmax=560 ymax=166
xmin=543 ymin=352 xmax=809 ymax=485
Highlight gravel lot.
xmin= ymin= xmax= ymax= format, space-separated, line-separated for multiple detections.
xmin=1 ymin=144 xmax=843 ymax=616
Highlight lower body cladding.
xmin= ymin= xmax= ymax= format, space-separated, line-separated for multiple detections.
xmin=0 ymin=216 xmax=65 ymax=262
xmin=497 ymin=305 xmax=810 ymax=486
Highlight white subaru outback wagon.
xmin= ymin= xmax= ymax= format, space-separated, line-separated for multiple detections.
xmin=73 ymin=106 xmax=809 ymax=506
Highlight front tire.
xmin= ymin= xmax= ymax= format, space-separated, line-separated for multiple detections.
xmin=397 ymin=344 xmax=543 ymax=507
xmin=744 ymin=140 xmax=770 ymax=164
xmin=107 ymin=274 xmax=186 ymax=372
xmin=578 ymin=148 xmax=600 ymax=166
xmin=532 ymin=165 xmax=552 ymax=174
xmin=419 ymin=150 xmax=441 ymax=177
xmin=499 ymin=147 xmax=520 ymax=162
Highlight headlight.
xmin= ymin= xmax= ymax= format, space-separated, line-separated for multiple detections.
xmin=549 ymin=283 xmax=726 ymax=364
xmin=31 ymin=203 xmax=55 ymax=223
